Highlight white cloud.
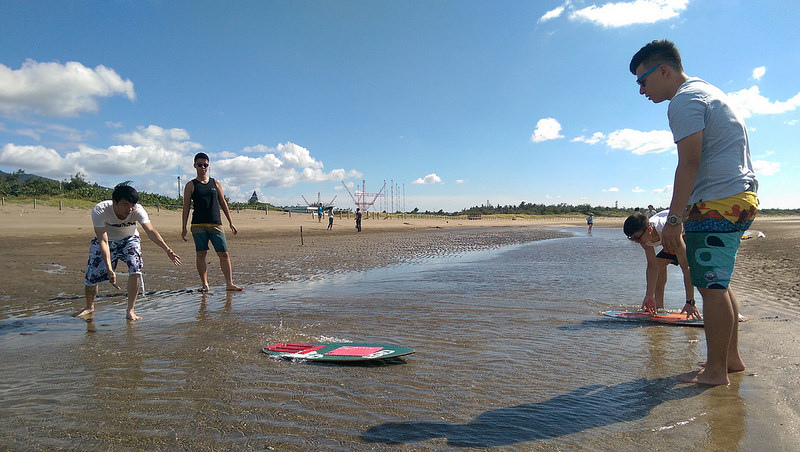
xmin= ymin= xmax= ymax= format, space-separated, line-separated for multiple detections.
xmin=455 ymin=179 xmax=465 ymax=184
xmin=0 ymin=59 xmax=135 ymax=118
xmin=652 ymin=185 xmax=673 ymax=194
xmin=569 ymin=0 xmax=689 ymax=28
xmin=726 ymin=85 xmax=800 ymax=118
xmin=572 ymin=132 xmax=606 ymax=144
xmin=214 ymin=142 xmax=360 ymax=188
xmin=632 ymin=186 xmax=646 ymax=193
xmin=753 ymin=159 xmax=780 ymax=176
xmin=752 ymin=66 xmax=766 ymax=81
xmin=0 ymin=144 xmax=65 ymax=176
xmin=539 ymin=2 xmax=568 ymax=23
xmin=0 ymin=124 xmax=197 ymax=179
xmin=605 ymin=128 xmax=675 ymax=155
xmin=530 ymin=117 xmax=564 ymax=143
xmin=603 ymin=187 xmax=620 ymax=192
xmin=412 ymin=173 xmax=442 ymax=185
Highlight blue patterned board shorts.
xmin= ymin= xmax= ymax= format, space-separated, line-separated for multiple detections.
xmin=84 ymin=235 xmax=143 ymax=286
xmin=683 ymin=192 xmax=758 ymax=289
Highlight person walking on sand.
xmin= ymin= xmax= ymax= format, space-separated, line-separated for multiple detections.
xmin=74 ymin=182 xmax=181 ymax=321
xmin=182 ymin=152 xmax=244 ymax=292
xmin=355 ymin=208 xmax=362 ymax=232
xmin=630 ymin=39 xmax=758 ymax=385
xmin=327 ymin=208 xmax=334 ymax=230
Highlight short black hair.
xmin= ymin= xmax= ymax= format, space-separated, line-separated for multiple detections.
xmin=623 ymin=211 xmax=649 ymax=237
xmin=629 ymin=39 xmax=683 ymax=75
xmin=112 ymin=181 xmax=139 ymax=204
xmin=194 ymin=152 xmax=210 ymax=162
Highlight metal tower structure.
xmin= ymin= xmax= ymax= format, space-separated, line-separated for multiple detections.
xmin=342 ymin=180 xmax=386 ymax=213
xmin=301 ymin=192 xmax=337 ymax=208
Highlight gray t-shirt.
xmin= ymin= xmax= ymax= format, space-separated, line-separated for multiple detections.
xmin=667 ymin=78 xmax=758 ymax=204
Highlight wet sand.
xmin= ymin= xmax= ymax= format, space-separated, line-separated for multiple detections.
xmin=0 ymin=203 xmax=589 ymax=314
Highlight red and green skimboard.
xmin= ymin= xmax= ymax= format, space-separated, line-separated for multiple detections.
xmin=602 ymin=310 xmax=704 ymax=327
xmin=262 ymin=342 xmax=414 ymax=362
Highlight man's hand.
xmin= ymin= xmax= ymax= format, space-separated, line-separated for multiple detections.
xmin=181 ymin=228 xmax=188 ymax=242
xmin=108 ymin=270 xmax=121 ymax=290
xmin=166 ymin=249 xmax=182 ymax=266
xmin=230 ymin=223 xmax=238 ymax=235
xmin=641 ymin=295 xmax=657 ymax=314
xmin=660 ymin=222 xmax=684 ymax=254
xmin=680 ymin=302 xmax=701 ymax=319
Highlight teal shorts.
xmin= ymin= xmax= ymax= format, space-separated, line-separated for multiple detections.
xmin=684 ymin=231 xmax=742 ymax=289
xmin=683 ymin=191 xmax=758 ymax=289
xmin=191 ymin=225 xmax=228 ymax=253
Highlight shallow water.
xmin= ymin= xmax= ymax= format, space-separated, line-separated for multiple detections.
xmin=1 ymin=227 xmax=797 ymax=450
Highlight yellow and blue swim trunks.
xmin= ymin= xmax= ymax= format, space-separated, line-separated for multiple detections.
xmin=683 ymin=191 xmax=758 ymax=289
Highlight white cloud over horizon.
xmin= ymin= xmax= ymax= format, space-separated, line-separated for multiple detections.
xmin=412 ymin=173 xmax=443 ymax=185
xmin=0 ymin=59 xmax=135 ymax=118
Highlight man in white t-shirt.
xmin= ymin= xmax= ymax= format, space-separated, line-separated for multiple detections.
xmin=623 ymin=210 xmax=698 ymax=318
xmin=74 ymin=182 xmax=181 ymax=321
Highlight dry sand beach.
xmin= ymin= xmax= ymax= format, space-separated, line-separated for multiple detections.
xmin=1 ymin=202 xmax=799 ymax=448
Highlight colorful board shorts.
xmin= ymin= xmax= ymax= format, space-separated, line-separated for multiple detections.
xmin=191 ymin=224 xmax=228 ymax=252
xmin=84 ymin=235 xmax=143 ymax=286
xmin=683 ymin=191 xmax=758 ymax=289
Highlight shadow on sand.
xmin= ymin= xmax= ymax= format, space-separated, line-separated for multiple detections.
xmin=361 ymin=376 xmax=706 ymax=447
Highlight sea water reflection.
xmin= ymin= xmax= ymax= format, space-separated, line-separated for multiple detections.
xmin=0 ymin=227 xmax=762 ymax=449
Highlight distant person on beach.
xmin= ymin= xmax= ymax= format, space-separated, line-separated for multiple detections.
xmin=630 ymin=39 xmax=758 ymax=385
xmin=645 ymin=205 xmax=657 ymax=218
xmin=182 ymin=152 xmax=244 ymax=292
xmin=355 ymin=208 xmax=362 ymax=232
xmin=327 ymin=208 xmax=334 ymax=230
xmin=74 ymin=182 xmax=181 ymax=321
xmin=318 ymin=205 xmax=323 ymax=223
xmin=624 ymin=210 xmax=699 ymax=318
xmin=586 ymin=213 xmax=593 ymax=233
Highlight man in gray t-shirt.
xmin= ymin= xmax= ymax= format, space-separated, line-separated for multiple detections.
xmin=629 ymin=39 xmax=758 ymax=386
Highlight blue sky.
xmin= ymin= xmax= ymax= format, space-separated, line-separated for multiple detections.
xmin=1 ymin=0 xmax=798 ymax=212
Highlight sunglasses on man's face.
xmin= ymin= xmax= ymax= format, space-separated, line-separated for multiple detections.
xmin=195 ymin=163 xmax=209 ymax=168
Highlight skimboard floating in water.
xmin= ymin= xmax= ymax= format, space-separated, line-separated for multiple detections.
xmin=602 ymin=310 xmax=704 ymax=327
xmin=262 ymin=342 xmax=414 ymax=362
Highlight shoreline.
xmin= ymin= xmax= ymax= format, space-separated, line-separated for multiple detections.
xmin=1 ymin=203 xmax=797 ymax=317
xmin=1 ymin=203 xmax=591 ymax=316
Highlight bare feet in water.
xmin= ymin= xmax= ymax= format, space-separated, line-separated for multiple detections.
xmin=126 ymin=310 xmax=141 ymax=321
xmin=73 ymin=308 xmax=94 ymax=318
xmin=697 ymin=359 xmax=746 ymax=373
xmin=677 ymin=370 xmax=730 ymax=386
xmin=226 ymin=284 xmax=244 ymax=291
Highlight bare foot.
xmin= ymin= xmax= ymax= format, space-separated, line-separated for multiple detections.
xmin=198 ymin=285 xmax=209 ymax=293
xmin=226 ymin=285 xmax=244 ymax=291
xmin=73 ymin=308 xmax=95 ymax=318
xmin=697 ymin=359 xmax=746 ymax=373
xmin=126 ymin=311 xmax=142 ymax=321
xmin=677 ymin=370 xmax=729 ymax=386
xmin=738 ymin=314 xmax=748 ymax=322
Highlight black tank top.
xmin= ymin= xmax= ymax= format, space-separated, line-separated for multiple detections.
xmin=191 ymin=178 xmax=222 ymax=225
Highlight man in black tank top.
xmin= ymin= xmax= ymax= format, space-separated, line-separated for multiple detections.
xmin=181 ymin=152 xmax=244 ymax=292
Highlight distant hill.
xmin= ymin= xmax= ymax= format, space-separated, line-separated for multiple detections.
xmin=0 ymin=169 xmax=48 ymax=182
